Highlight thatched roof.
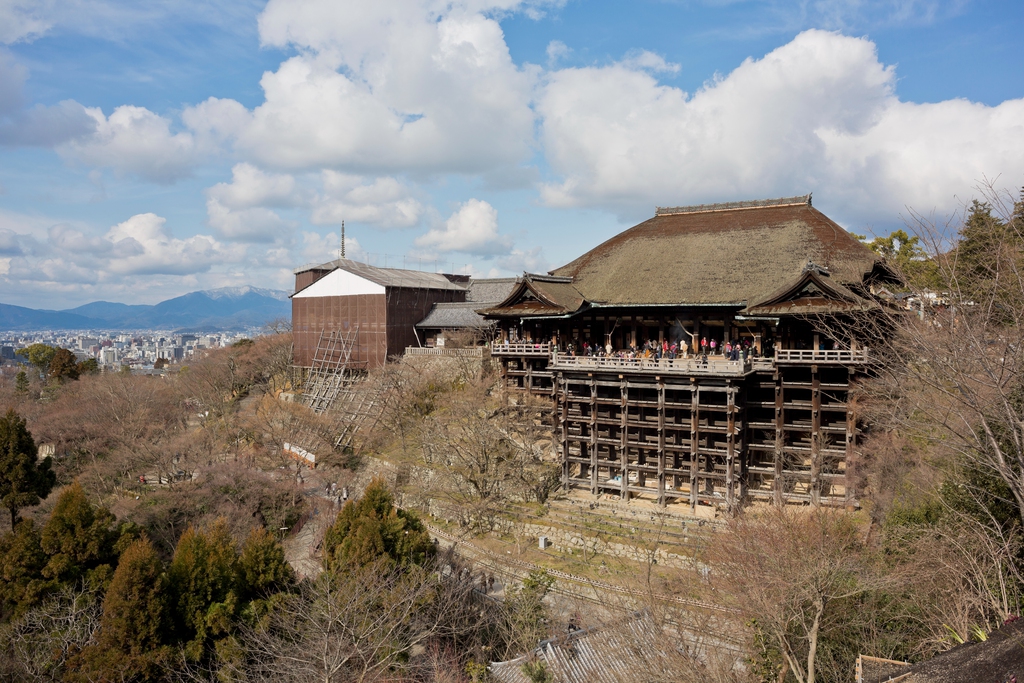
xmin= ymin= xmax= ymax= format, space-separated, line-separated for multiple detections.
xmin=477 ymin=274 xmax=586 ymax=318
xmin=859 ymin=619 xmax=1024 ymax=682
xmin=551 ymin=196 xmax=881 ymax=307
xmin=743 ymin=262 xmax=878 ymax=316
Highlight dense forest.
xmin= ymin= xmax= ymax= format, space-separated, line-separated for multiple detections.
xmin=1 ymin=186 xmax=1023 ymax=682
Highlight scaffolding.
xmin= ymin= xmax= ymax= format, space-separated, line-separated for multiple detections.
xmin=303 ymin=328 xmax=361 ymax=414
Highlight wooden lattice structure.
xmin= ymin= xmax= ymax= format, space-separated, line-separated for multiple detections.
xmin=302 ymin=328 xmax=361 ymax=414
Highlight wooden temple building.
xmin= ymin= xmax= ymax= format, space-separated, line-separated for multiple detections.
xmin=477 ymin=195 xmax=895 ymax=510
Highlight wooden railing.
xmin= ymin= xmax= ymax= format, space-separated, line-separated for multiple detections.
xmin=490 ymin=342 xmax=552 ymax=356
xmin=405 ymin=346 xmax=487 ymax=358
xmin=549 ymin=352 xmax=752 ymax=376
xmin=774 ymin=348 xmax=869 ymax=364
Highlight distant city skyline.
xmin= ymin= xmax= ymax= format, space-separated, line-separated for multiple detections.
xmin=1 ymin=0 xmax=1022 ymax=309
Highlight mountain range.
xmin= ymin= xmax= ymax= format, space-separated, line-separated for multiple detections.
xmin=0 ymin=287 xmax=291 ymax=332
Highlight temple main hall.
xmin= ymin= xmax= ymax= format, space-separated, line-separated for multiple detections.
xmin=293 ymin=195 xmax=895 ymax=510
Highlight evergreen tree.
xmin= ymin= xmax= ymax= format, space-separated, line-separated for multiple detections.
xmin=323 ymin=478 xmax=434 ymax=570
xmin=15 ymin=343 xmax=56 ymax=376
xmin=14 ymin=370 xmax=28 ymax=395
xmin=72 ymin=538 xmax=171 ymax=682
xmin=0 ymin=409 xmax=56 ymax=528
xmin=866 ymin=229 xmax=940 ymax=289
xmin=168 ymin=522 xmax=241 ymax=661
xmin=238 ymin=525 xmax=293 ymax=597
xmin=0 ymin=519 xmax=52 ymax=621
xmin=954 ymin=199 xmax=1024 ymax=309
xmin=48 ymin=348 xmax=80 ymax=382
xmin=76 ymin=357 xmax=99 ymax=375
xmin=40 ymin=481 xmax=120 ymax=589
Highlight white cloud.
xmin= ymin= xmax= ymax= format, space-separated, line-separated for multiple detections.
xmin=0 ymin=0 xmax=53 ymax=43
xmin=0 ymin=211 xmax=250 ymax=306
xmin=621 ymin=49 xmax=680 ymax=74
xmin=207 ymin=163 xmax=300 ymax=210
xmin=312 ymin=172 xmax=424 ymax=229
xmin=415 ymin=199 xmax=511 ymax=255
xmin=104 ymin=213 xmax=237 ymax=275
xmin=0 ymin=50 xmax=95 ymax=145
xmin=546 ymin=39 xmax=570 ymax=67
xmin=60 ymin=105 xmax=201 ymax=183
xmin=190 ymin=0 xmax=540 ymax=174
xmin=205 ymin=199 xmax=291 ymax=243
xmin=538 ymin=29 xmax=1024 ymax=223
xmin=0 ymin=0 xmax=268 ymax=45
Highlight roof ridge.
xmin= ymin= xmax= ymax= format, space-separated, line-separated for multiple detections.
xmin=655 ymin=194 xmax=812 ymax=216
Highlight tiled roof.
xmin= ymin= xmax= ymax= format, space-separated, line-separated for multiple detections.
xmin=415 ymin=302 xmax=493 ymax=329
xmin=466 ymin=278 xmax=518 ymax=303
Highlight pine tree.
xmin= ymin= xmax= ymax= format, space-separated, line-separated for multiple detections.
xmin=40 ymin=481 xmax=119 ymax=589
xmin=0 ymin=409 xmax=56 ymax=528
xmin=14 ymin=370 xmax=29 ymax=395
xmin=323 ymin=478 xmax=434 ymax=570
xmin=168 ymin=522 xmax=241 ymax=660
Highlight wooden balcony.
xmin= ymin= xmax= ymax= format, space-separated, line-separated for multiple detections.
xmin=490 ymin=342 xmax=552 ymax=356
xmin=774 ymin=349 xmax=869 ymax=364
xmin=548 ymin=352 xmax=753 ymax=377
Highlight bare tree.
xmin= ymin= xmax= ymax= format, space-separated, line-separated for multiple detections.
xmin=1 ymin=585 xmax=102 ymax=682
xmin=845 ymin=183 xmax=1024 ymax=527
xmin=224 ymin=552 xmax=492 ymax=683
xmin=703 ymin=508 xmax=889 ymax=683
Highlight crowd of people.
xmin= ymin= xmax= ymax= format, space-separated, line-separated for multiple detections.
xmin=562 ymin=336 xmax=762 ymax=362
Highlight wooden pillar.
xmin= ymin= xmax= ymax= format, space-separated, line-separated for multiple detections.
xmin=559 ymin=374 xmax=569 ymax=490
xmin=690 ymin=379 xmax=699 ymax=513
xmin=589 ymin=375 xmax=598 ymax=495
xmin=810 ymin=364 xmax=821 ymax=506
xmin=726 ymin=382 xmax=737 ymax=511
xmin=774 ymin=368 xmax=784 ymax=506
xmin=620 ymin=375 xmax=629 ymax=501
xmin=657 ymin=377 xmax=666 ymax=507
xmin=845 ymin=368 xmax=857 ymax=505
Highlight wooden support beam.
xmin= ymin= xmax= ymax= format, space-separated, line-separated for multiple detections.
xmin=774 ymin=368 xmax=784 ymax=506
xmin=559 ymin=373 xmax=569 ymax=490
xmin=810 ymin=364 xmax=821 ymax=506
xmin=658 ymin=377 xmax=666 ymax=507
xmin=590 ymin=375 xmax=599 ymax=496
xmin=620 ymin=375 xmax=628 ymax=501
xmin=726 ymin=382 xmax=736 ymax=511
xmin=690 ymin=378 xmax=699 ymax=513
xmin=845 ymin=368 xmax=857 ymax=505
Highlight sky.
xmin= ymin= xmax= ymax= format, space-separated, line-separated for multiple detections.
xmin=1 ymin=0 xmax=1022 ymax=309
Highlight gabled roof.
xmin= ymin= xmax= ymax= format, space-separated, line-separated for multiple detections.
xmin=477 ymin=274 xmax=586 ymax=318
xmin=292 ymin=259 xmax=466 ymax=297
xmin=742 ymin=262 xmax=878 ymax=316
xmin=551 ymin=196 xmax=881 ymax=307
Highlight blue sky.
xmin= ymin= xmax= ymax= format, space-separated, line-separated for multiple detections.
xmin=1 ymin=0 xmax=1022 ymax=308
